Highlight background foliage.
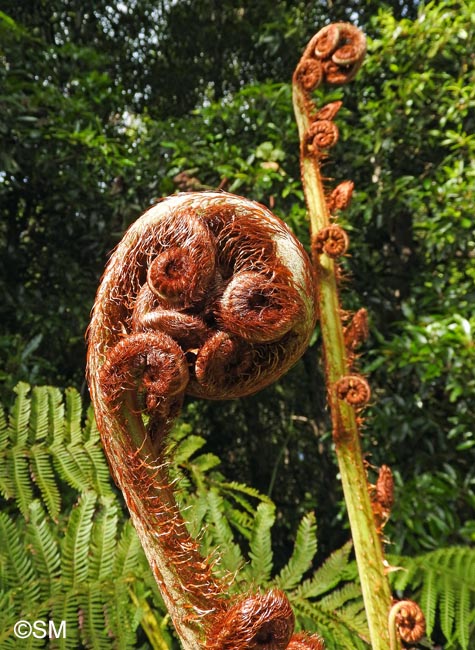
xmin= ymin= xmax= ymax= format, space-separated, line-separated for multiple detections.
xmin=0 ymin=1 xmax=474 ymax=648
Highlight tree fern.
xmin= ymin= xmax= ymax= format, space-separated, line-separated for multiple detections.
xmin=9 ymin=444 xmax=34 ymax=518
xmin=390 ymin=546 xmax=475 ymax=649
xmin=50 ymin=439 xmax=90 ymax=492
xmin=64 ymin=387 xmax=83 ymax=446
xmin=29 ymin=386 xmax=49 ymax=442
xmin=0 ymin=402 xmax=8 ymax=448
xmin=458 ymin=581 xmax=471 ymax=649
xmin=189 ymin=451 xmax=221 ymax=473
xmin=109 ymin=583 xmax=142 ymax=650
xmin=218 ymin=480 xmax=274 ymax=507
xmin=0 ymin=512 xmax=38 ymax=596
xmin=293 ymin=597 xmax=368 ymax=650
xmin=51 ymin=589 xmax=80 ymax=650
xmin=168 ymin=416 xmax=370 ymax=647
xmin=4 ymin=382 xmax=473 ymax=649
xmin=46 ymin=386 xmax=65 ymax=442
xmin=172 ymin=433 xmax=207 ymax=466
xmin=221 ymin=505 xmax=254 ymax=539
xmin=286 ymin=541 xmax=369 ymax=650
xmin=113 ymin=520 xmax=144 ymax=577
xmin=78 ymin=583 xmax=112 ymax=650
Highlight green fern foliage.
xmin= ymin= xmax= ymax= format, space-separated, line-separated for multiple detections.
xmin=288 ymin=541 xmax=369 ymax=650
xmin=276 ymin=512 xmax=317 ymax=591
xmin=246 ymin=502 xmax=276 ymax=583
xmin=0 ymin=383 xmax=172 ymax=649
xmin=390 ymin=546 xmax=475 ymax=649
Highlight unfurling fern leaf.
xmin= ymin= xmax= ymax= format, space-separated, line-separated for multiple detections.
xmin=390 ymin=546 xmax=475 ymax=649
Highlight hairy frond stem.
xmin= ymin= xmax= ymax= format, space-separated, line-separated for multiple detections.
xmin=292 ymin=21 xmax=402 ymax=650
xmin=87 ymin=192 xmax=317 ymax=648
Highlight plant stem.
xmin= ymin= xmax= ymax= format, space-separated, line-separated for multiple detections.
xmin=293 ymin=80 xmax=397 ymax=650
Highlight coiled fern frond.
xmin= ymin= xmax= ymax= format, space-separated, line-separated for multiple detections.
xmin=390 ymin=546 xmax=475 ymax=649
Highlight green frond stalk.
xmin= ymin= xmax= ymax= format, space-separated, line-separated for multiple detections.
xmin=292 ymin=26 xmax=396 ymax=650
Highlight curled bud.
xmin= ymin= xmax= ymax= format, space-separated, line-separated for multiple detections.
xmin=335 ymin=375 xmax=371 ymax=407
xmin=314 ymin=24 xmax=341 ymax=59
xmin=314 ymin=100 xmax=343 ymax=122
xmin=306 ymin=120 xmax=339 ymax=154
xmin=206 ymin=590 xmax=295 ymax=650
xmin=294 ymin=58 xmax=323 ymax=92
xmin=327 ymin=180 xmax=354 ymax=212
xmin=392 ymin=600 xmax=426 ymax=644
xmin=294 ymin=23 xmax=366 ymax=92
xmin=312 ymin=225 xmax=349 ymax=259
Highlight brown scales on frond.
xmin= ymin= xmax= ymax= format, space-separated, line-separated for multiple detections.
xmin=369 ymin=464 xmax=395 ymax=537
xmin=86 ymin=18 xmax=388 ymax=649
xmin=206 ymin=590 xmax=295 ymax=650
xmin=287 ymin=633 xmax=325 ymax=650
xmin=343 ymin=308 xmax=369 ymax=351
xmin=87 ymin=191 xmax=317 ymax=646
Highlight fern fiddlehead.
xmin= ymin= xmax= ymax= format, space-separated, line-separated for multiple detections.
xmin=388 ymin=600 xmax=426 ymax=650
xmin=87 ymin=191 xmax=321 ymax=648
